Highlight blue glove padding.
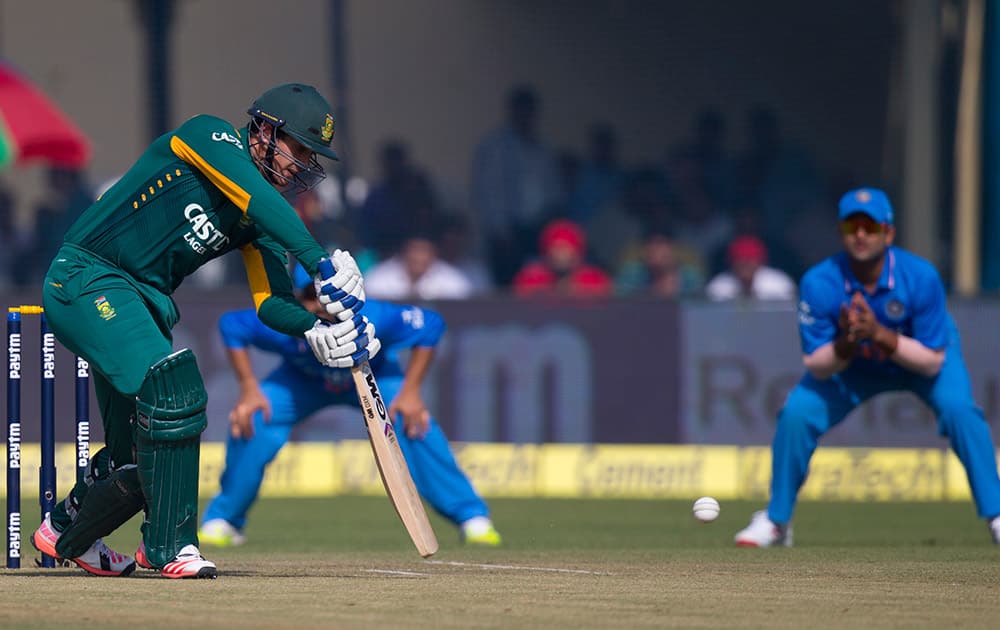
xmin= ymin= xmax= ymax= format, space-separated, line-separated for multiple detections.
xmin=315 ymin=250 xmax=365 ymax=322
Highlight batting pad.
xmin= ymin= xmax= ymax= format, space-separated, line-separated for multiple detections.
xmin=133 ymin=348 xmax=208 ymax=567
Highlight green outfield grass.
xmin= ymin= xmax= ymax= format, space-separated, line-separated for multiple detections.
xmin=2 ymin=498 xmax=999 ymax=629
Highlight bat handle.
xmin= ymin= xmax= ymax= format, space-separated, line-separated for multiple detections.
xmin=317 ymin=258 xmax=336 ymax=278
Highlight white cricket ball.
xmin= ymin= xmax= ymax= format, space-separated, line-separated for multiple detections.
xmin=692 ymin=496 xmax=720 ymax=523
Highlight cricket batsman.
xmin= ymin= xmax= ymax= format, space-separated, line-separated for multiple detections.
xmin=30 ymin=83 xmax=380 ymax=578
xmin=197 ymin=264 xmax=501 ymax=548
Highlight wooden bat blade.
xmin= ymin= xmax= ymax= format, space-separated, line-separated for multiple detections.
xmin=350 ymin=360 xmax=439 ymax=557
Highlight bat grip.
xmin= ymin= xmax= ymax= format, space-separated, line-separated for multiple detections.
xmin=317 ymin=258 xmax=335 ymax=278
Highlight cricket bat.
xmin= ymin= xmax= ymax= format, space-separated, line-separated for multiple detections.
xmin=350 ymin=359 xmax=439 ymax=558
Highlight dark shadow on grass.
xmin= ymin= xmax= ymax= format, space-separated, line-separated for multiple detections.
xmin=0 ymin=570 xmax=93 ymax=578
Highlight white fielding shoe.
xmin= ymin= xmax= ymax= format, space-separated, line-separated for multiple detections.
xmin=460 ymin=517 xmax=502 ymax=546
xmin=159 ymin=544 xmax=218 ymax=579
xmin=198 ymin=518 xmax=247 ymax=547
xmin=988 ymin=515 xmax=1000 ymax=544
xmin=734 ymin=510 xmax=793 ymax=548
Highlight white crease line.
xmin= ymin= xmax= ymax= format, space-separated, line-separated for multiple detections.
xmin=424 ymin=560 xmax=611 ymax=575
xmin=363 ymin=569 xmax=431 ymax=577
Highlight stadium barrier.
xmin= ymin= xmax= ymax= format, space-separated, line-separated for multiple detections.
xmin=0 ymin=442 xmax=986 ymax=502
xmin=3 ymin=294 xmax=997 ymax=450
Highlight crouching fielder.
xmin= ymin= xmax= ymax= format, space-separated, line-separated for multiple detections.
xmin=200 ymin=265 xmax=501 ymax=547
xmin=735 ymin=188 xmax=1000 ymax=547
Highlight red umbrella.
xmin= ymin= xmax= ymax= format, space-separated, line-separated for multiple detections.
xmin=0 ymin=62 xmax=91 ymax=169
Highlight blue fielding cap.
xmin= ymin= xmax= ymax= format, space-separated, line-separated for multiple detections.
xmin=838 ymin=187 xmax=894 ymax=224
xmin=292 ymin=263 xmax=312 ymax=291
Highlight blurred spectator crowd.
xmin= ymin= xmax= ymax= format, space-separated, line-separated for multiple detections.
xmin=0 ymin=167 xmax=91 ymax=293
xmin=1 ymin=84 xmax=848 ymax=302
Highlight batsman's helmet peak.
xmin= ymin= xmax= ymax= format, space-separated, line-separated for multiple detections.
xmin=248 ymin=83 xmax=339 ymax=161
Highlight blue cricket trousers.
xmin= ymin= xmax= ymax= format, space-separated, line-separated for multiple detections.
xmin=768 ymin=327 xmax=1000 ymax=524
xmin=202 ymin=364 xmax=490 ymax=531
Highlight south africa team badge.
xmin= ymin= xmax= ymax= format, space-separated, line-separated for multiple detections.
xmin=321 ymin=114 xmax=334 ymax=142
xmin=94 ymin=296 xmax=117 ymax=320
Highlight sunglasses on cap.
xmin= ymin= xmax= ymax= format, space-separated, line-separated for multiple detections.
xmin=839 ymin=216 xmax=887 ymax=236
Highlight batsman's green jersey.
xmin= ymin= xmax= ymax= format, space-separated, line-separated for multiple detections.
xmin=63 ymin=114 xmax=326 ymax=336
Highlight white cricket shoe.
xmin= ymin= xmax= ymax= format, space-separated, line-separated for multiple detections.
xmin=988 ymin=515 xmax=1000 ymax=544
xmin=160 ymin=544 xmax=217 ymax=579
xmin=734 ymin=510 xmax=793 ymax=548
xmin=198 ymin=518 xmax=247 ymax=547
xmin=31 ymin=514 xmax=136 ymax=577
xmin=73 ymin=539 xmax=137 ymax=577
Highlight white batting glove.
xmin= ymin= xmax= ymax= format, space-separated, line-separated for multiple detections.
xmin=304 ymin=315 xmax=382 ymax=368
xmin=314 ymin=250 xmax=365 ymax=322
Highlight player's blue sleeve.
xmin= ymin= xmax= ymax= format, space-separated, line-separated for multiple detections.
xmin=797 ymin=269 xmax=840 ymax=355
xmin=910 ymin=263 xmax=949 ymax=350
xmin=218 ymin=308 xmax=296 ymax=353
xmin=364 ymin=300 xmax=445 ymax=350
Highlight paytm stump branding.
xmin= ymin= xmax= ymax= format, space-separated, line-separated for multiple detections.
xmin=42 ymin=332 xmax=55 ymax=379
xmin=76 ymin=357 xmax=91 ymax=470
xmin=6 ymin=306 xmax=91 ymax=569
xmin=7 ymin=330 xmax=19 ymax=380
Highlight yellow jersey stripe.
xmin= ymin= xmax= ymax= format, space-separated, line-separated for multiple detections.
xmin=169 ymin=135 xmax=251 ymax=211
xmin=240 ymin=244 xmax=272 ymax=310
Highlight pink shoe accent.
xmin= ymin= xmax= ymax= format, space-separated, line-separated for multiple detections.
xmin=72 ymin=541 xmax=136 ymax=577
xmin=30 ymin=515 xmax=63 ymax=560
xmin=135 ymin=541 xmax=154 ymax=570
xmin=31 ymin=515 xmax=135 ymax=577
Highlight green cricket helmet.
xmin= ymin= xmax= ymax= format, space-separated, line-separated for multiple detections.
xmin=247 ymin=83 xmax=339 ymax=192
xmin=248 ymin=83 xmax=339 ymax=160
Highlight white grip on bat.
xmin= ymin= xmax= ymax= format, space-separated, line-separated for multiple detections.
xmin=314 ymin=250 xmax=366 ymax=321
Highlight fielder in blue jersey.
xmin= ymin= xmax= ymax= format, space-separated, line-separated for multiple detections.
xmin=199 ymin=265 xmax=501 ymax=546
xmin=735 ymin=187 xmax=1000 ymax=547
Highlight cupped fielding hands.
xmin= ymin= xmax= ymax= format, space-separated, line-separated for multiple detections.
xmin=838 ymin=302 xmax=853 ymax=340
xmin=304 ymin=314 xmax=382 ymax=368
xmin=314 ymin=250 xmax=365 ymax=321
xmin=845 ymin=291 xmax=880 ymax=342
